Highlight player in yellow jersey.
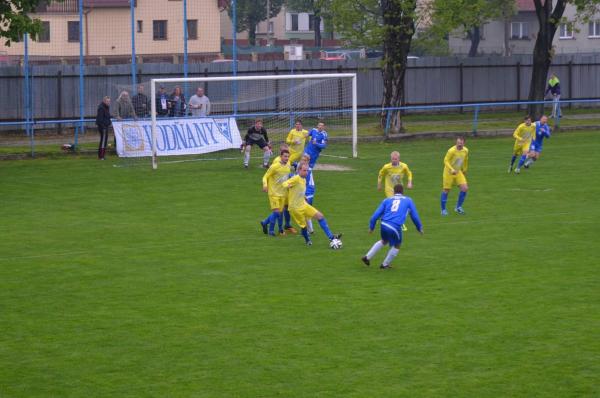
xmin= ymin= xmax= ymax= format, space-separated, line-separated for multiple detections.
xmin=441 ymin=136 xmax=469 ymax=215
xmin=260 ymin=149 xmax=291 ymax=236
xmin=378 ymin=151 xmax=413 ymax=231
xmin=378 ymin=151 xmax=413 ymax=196
xmin=269 ymin=144 xmax=297 ymax=235
xmin=286 ymin=119 xmax=309 ymax=165
xmin=283 ymin=162 xmax=341 ymax=246
xmin=509 ymin=115 xmax=535 ymax=174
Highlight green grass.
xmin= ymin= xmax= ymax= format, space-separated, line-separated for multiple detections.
xmin=1 ymin=131 xmax=599 ymax=397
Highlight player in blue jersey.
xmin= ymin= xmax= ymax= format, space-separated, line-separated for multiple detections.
xmin=362 ymin=184 xmax=424 ymax=269
xmin=299 ymin=154 xmax=317 ymax=234
xmin=523 ymin=115 xmax=551 ymax=169
xmin=304 ymin=121 xmax=328 ymax=168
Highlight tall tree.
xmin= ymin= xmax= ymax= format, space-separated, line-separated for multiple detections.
xmin=0 ymin=0 xmax=49 ymax=45
xmin=429 ymin=0 xmax=516 ymax=57
xmin=528 ymin=0 xmax=599 ymax=117
xmin=331 ymin=0 xmax=417 ymax=132
xmin=228 ymin=0 xmax=284 ymax=46
xmin=285 ymin=0 xmax=331 ymax=47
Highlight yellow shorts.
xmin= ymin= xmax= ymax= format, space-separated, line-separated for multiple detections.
xmin=384 ymin=188 xmax=394 ymax=198
xmin=289 ymin=150 xmax=303 ymax=164
xmin=443 ymin=171 xmax=467 ymax=190
xmin=268 ymin=195 xmax=285 ymax=211
xmin=289 ymin=204 xmax=318 ymax=229
xmin=513 ymin=140 xmax=530 ymax=156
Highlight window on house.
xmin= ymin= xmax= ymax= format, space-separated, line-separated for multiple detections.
xmin=68 ymin=21 xmax=79 ymax=42
xmin=559 ymin=23 xmax=573 ymax=39
xmin=510 ymin=22 xmax=528 ymax=39
xmin=308 ymin=14 xmax=315 ymax=32
xmin=187 ymin=19 xmax=197 ymax=40
xmin=268 ymin=21 xmax=274 ymax=34
xmin=36 ymin=21 xmax=50 ymax=42
xmin=291 ymin=14 xmax=299 ymax=31
xmin=589 ymin=21 xmax=600 ymax=37
xmin=153 ymin=20 xmax=167 ymax=40
xmin=137 ymin=20 xmax=143 ymax=33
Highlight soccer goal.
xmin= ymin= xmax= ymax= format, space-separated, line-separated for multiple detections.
xmin=141 ymin=73 xmax=357 ymax=169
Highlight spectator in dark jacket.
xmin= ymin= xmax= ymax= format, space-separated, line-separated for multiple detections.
xmin=95 ymin=96 xmax=112 ymax=160
xmin=132 ymin=84 xmax=150 ymax=118
xmin=155 ymin=85 xmax=169 ymax=117
xmin=169 ymin=85 xmax=186 ymax=117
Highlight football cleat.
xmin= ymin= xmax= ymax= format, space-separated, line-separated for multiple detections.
xmin=268 ymin=231 xmax=276 ymax=237
xmin=361 ymin=256 xmax=370 ymax=266
xmin=306 ymin=240 xmax=313 ymax=246
xmin=514 ymin=167 xmax=521 ymax=174
xmin=441 ymin=209 xmax=448 ymax=216
xmin=331 ymin=233 xmax=343 ymax=240
xmin=454 ymin=207 xmax=466 ymax=215
xmin=380 ymin=264 xmax=391 ymax=269
xmin=260 ymin=221 xmax=268 ymax=235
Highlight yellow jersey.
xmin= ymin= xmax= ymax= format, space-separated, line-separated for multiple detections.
xmin=282 ymin=174 xmax=307 ymax=210
xmin=513 ymin=123 xmax=535 ymax=143
xmin=262 ymin=161 xmax=291 ymax=198
xmin=444 ymin=145 xmax=469 ymax=174
xmin=378 ymin=162 xmax=413 ymax=197
xmin=286 ymin=128 xmax=309 ymax=154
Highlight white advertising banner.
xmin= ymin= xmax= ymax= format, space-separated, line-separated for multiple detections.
xmin=112 ymin=117 xmax=243 ymax=157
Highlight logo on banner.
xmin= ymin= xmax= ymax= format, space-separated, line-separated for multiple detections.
xmin=213 ymin=118 xmax=233 ymax=144
xmin=122 ymin=124 xmax=145 ymax=153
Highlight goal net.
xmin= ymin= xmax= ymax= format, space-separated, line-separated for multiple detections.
xmin=111 ymin=73 xmax=357 ymax=169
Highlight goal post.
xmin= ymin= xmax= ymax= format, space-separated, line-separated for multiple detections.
xmin=147 ymin=73 xmax=358 ymax=169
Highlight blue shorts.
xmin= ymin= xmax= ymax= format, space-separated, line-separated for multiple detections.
xmin=380 ymin=222 xmax=403 ymax=246
xmin=529 ymin=141 xmax=543 ymax=153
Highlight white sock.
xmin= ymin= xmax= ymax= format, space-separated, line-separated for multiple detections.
xmin=244 ymin=150 xmax=250 ymax=166
xmin=382 ymin=247 xmax=400 ymax=266
xmin=263 ymin=150 xmax=271 ymax=166
xmin=307 ymin=219 xmax=313 ymax=233
xmin=366 ymin=240 xmax=384 ymax=260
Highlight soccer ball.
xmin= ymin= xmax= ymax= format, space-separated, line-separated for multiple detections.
xmin=329 ymin=238 xmax=343 ymax=250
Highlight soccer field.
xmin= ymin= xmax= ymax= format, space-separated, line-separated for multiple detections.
xmin=1 ymin=131 xmax=599 ymax=397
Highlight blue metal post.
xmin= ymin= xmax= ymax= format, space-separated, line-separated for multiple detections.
xmin=183 ymin=0 xmax=189 ymax=101
xmin=76 ymin=0 xmax=84 ymax=148
xmin=130 ymin=0 xmax=137 ymax=91
xmin=232 ymin=0 xmax=238 ymax=114
xmin=472 ymin=105 xmax=480 ymax=136
xmin=384 ymin=109 xmax=392 ymax=138
xmin=24 ymin=33 xmax=34 ymax=156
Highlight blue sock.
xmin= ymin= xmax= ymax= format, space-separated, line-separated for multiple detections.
xmin=318 ymin=218 xmax=334 ymax=240
xmin=517 ymin=155 xmax=527 ymax=168
xmin=510 ymin=155 xmax=517 ymax=167
xmin=301 ymin=227 xmax=310 ymax=242
xmin=441 ymin=192 xmax=448 ymax=211
xmin=277 ymin=212 xmax=284 ymax=233
xmin=284 ymin=209 xmax=291 ymax=229
xmin=457 ymin=191 xmax=467 ymax=208
xmin=262 ymin=214 xmax=270 ymax=225
xmin=268 ymin=211 xmax=278 ymax=234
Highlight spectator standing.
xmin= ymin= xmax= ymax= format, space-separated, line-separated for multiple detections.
xmin=169 ymin=86 xmax=186 ymax=117
xmin=95 ymin=96 xmax=112 ymax=160
xmin=155 ymin=85 xmax=169 ymax=117
xmin=545 ymin=73 xmax=561 ymax=118
xmin=116 ymin=90 xmax=137 ymax=120
xmin=188 ymin=87 xmax=211 ymax=117
xmin=132 ymin=84 xmax=150 ymax=118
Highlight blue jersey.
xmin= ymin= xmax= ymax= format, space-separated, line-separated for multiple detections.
xmin=532 ymin=121 xmax=551 ymax=148
xmin=304 ymin=128 xmax=328 ymax=167
xmin=369 ymin=194 xmax=423 ymax=232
